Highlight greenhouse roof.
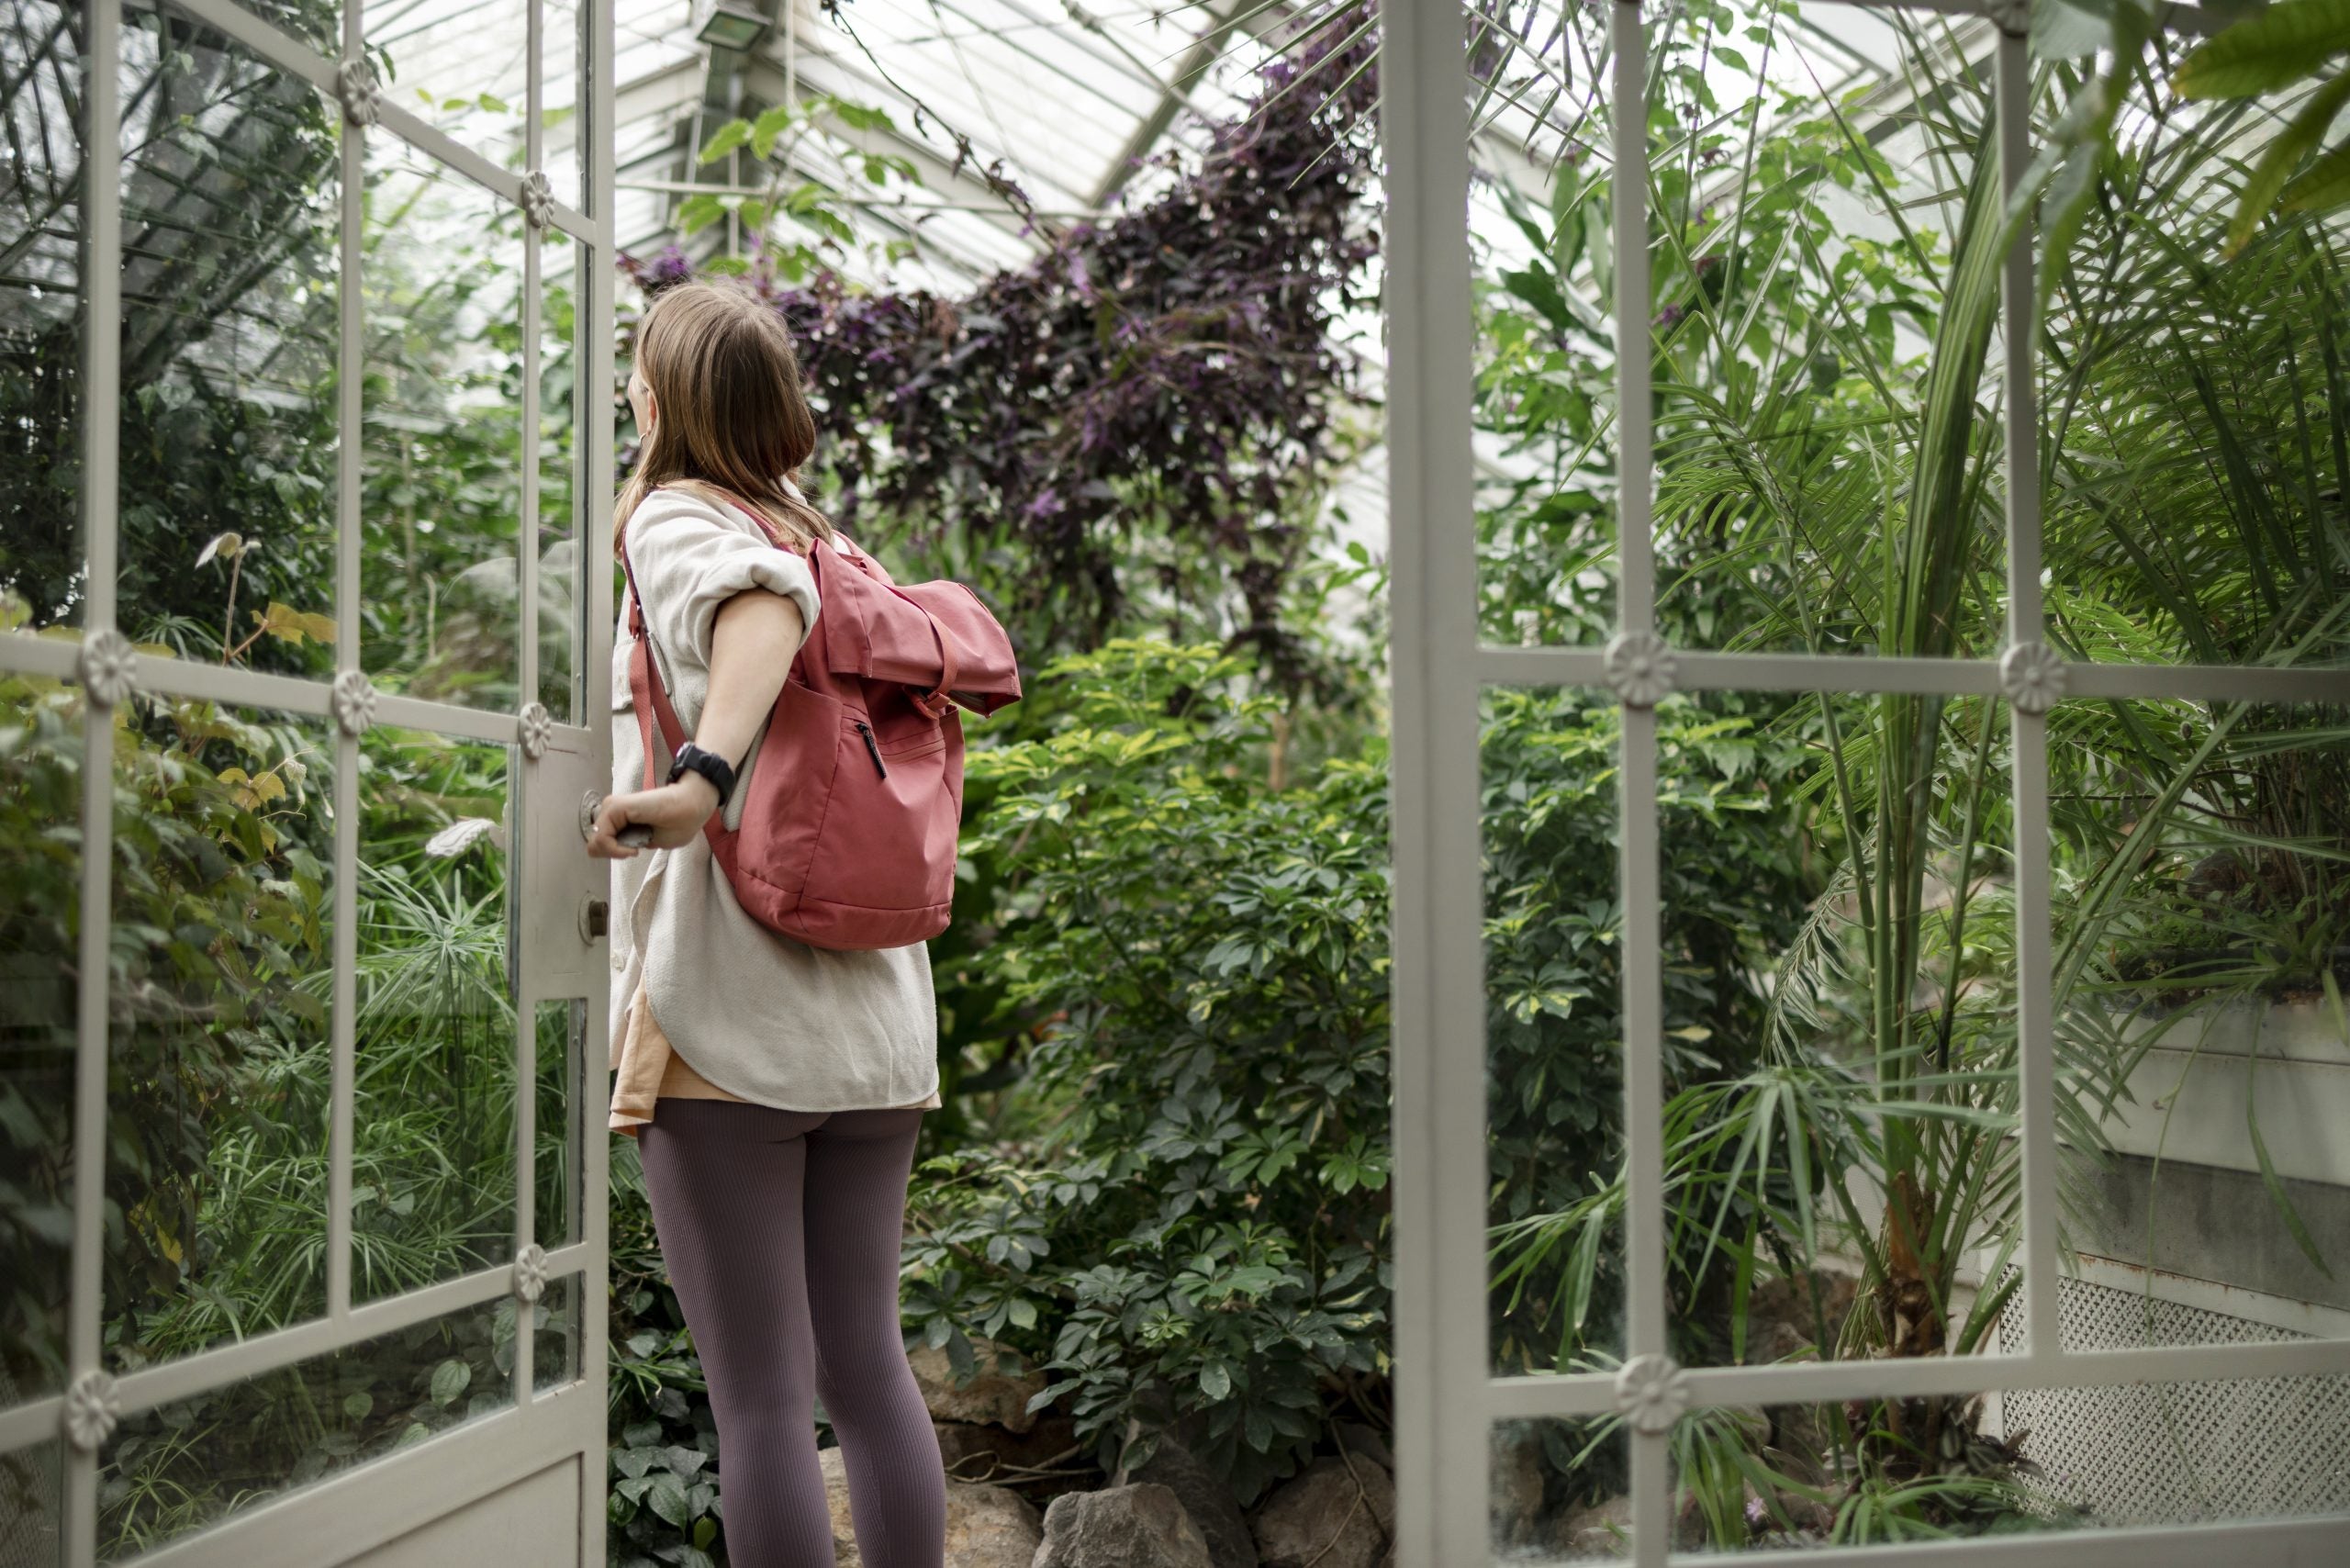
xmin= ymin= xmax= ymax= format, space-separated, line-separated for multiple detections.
xmin=496 ymin=0 xmax=1943 ymax=293
xmin=586 ymin=0 xmax=1304 ymax=286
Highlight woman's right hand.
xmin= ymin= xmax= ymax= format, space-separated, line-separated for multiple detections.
xmin=586 ymin=776 xmax=721 ymax=858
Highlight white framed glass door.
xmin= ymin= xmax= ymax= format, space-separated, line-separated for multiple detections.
xmin=0 ymin=0 xmax=617 ymax=1558
xmin=1382 ymin=0 xmax=2350 ymax=1562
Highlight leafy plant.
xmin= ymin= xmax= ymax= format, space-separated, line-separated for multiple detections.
xmin=2171 ymin=0 xmax=2350 ymax=252
xmin=901 ymin=640 xmax=1391 ymax=1503
xmin=682 ymin=93 xmax=923 ymax=282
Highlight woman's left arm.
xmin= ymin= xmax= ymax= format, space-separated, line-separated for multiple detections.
xmin=587 ymin=588 xmax=806 ymax=858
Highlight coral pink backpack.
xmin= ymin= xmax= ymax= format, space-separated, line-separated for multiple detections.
xmin=621 ymin=492 xmax=1021 ymax=951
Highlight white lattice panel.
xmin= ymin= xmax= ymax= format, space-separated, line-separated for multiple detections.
xmin=1990 ymin=1272 xmax=2350 ymax=1525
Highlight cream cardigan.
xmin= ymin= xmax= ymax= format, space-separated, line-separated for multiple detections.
xmin=606 ymin=487 xmax=942 ymax=1129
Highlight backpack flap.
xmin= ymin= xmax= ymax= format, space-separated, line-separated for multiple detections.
xmin=886 ymin=581 xmax=1022 ymax=716
xmin=811 ymin=553 xmax=1022 ymax=718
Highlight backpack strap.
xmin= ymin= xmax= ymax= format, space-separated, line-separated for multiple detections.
xmin=616 ymin=501 xmax=766 ymax=857
xmin=891 ymin=586 xmax=959 ymax=719
xmin=618 ymin=535 xmax=648 ymax=643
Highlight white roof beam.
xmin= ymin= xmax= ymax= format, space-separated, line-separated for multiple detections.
xmin=739 ymin=52 xmax=1040 ymax=276
xmin=1086 ymin=0 xmax=1242 ymax=208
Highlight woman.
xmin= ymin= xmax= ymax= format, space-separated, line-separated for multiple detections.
xmin=587 ymin=280 xmax=946 ymax=1567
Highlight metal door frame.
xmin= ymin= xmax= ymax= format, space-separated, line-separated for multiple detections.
xmin=0 ymin=0 xmax=619 ymax=1557
xmin=1382 ymin=0 xmax=2350 ymax=1563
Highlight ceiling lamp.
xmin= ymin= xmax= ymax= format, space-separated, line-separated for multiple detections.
xmin=696 ymin=3 xmax=770 ymax=50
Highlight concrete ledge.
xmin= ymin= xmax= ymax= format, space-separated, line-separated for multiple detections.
xmin=2076 ymin=1151 xmax=2350 ymax=1317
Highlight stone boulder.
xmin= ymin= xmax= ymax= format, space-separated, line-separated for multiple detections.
xmin=1331 ymin=1421 xmax=1396 ymax=1475
xmin=1251 ymin=1455 xmax=1395 ymax=1568
xmin=1488 ymin=1422 xmax=1547 ymax=1547
xmin=945 ymin=1482 xmax=1045 ymax=1567
xmin=818 ymin=1446 xmax=1043 ymax=1568
xmin=1135 ymin=1438 xmax=1256 ymax=1568
xmin=1742 ymin=1271 xmax=1858 ymax=1365
xmin=908 ymin=1337 xmax=1048 ymax=1433
xmin=1034 ymin=1483 xmax=1216 ymax=1568
xmin=1558 ymin=1494 xmax=1631 ymax=1559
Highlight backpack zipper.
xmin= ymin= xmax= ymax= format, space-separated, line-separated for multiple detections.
xmin=854 ymin=720 xmax=889 ymax=778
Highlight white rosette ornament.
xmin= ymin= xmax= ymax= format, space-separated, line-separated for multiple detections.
xmin=1997 ymin=641 xmax=2068 ymax=715
xmin=77 ymin=629 xmax=138 ymax=707
xmin=1613 ymin=1353 xmax=1691 ymax=1436
xmin=1602 ymin=631 xmax=1678 ymax=710
xmin=62 ymin=1369 xmax=121 ymax=1453
xmin=513 ymin=1242 xmax=549 ymax=1305
xmin=333 ymin=669 xmax=377 ymax=736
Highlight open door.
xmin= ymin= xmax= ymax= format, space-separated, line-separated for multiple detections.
xmin=0 ymin=0 xmax=616 ymax=1559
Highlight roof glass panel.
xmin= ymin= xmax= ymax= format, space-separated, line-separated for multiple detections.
xmin=601 ymin=0 xmax=1301 ymax=278
xmin=596 ymin=0 xmax=1927 ymax=292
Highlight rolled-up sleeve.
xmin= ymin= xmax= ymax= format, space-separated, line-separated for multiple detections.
xmin=627 ymin=498 xmax=821 ymax=668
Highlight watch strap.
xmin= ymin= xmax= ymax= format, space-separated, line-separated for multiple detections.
xmin=666 ymin=743 xmax=736 ymax=811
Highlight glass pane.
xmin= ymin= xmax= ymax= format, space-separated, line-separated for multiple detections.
xmin=530 ymin=1270 xmax=581 ymax=1397
xmin=95 ymin=1294 xmax=514 ymax=1560
xmin=543 ymin=0 xmax=581 ymax=213
xmin=0 ymin=677 xmax=79 ymax=1403
xmin=117 ymin=0 xmax=341 ymax=666
xmin=1472 ymin=3 xmax=1617 ymax=647
xmin=354 ymin=727 xmax=514 ymax=1302
xmin=365 ymin=0 xmax=528 ymax=154
xmin=1483 ymin=685 xmax=1623 ymax=1375
xmin=1492 ymin=1417 xmax=1628 ymax=1562
xmin=361 ymin=145 xmax=526 ymax=712
xmin=1651 ymin=689 xmax=2021 ymax=1370
xmin=0 ymin=1439 xmax=63 ymax=1567
xmin=107 ymin=696 xmax=336 ymax=1372
xmin=0 ymin=0 xmax=84 ymax=634
xmin=2050 ymin=699 xmax=2350 ymax=1349
xmin=536 ymin=241 xmax=580 ymax=723
xmin=533 ymin=998 xmax=583 ymax=1251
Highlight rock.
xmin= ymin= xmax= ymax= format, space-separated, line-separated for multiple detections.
xmin=1035 ymin=1483 xmax=1216 ymax=1568
xmin=945 ymin=1479 xmax=1045 ymax=1567
xmin=1743 ymin=1271 xmax=1858 ymax=1365
xmin=1136 ymin=1438 xmax=1257 ymax=1568
xmin=1488 ymin=1422 xmax=1546 ymax=1545
xmin=1332 ymin=1421 xmax=1396 ymax=1476
xmin=817 ymin=1445 xmax=1043 ymax=1568
xmin=1558 ymin=1494 xmax=1631 ymax=1559
xmin=1251 ymin=1455 xmax=1395 ymax=1568
xmin=908 ymin=1337 xmax=1048 ymax=1433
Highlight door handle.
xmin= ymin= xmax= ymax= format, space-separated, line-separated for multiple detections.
xmin=579 ymin=789 xmax=652 ymax=847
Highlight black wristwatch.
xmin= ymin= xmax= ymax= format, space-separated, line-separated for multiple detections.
xmin=666 ymin=743 xmax=737 ymax=811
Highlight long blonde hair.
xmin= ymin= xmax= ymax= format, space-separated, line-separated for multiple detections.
xmin=614 ymin=279 xmax=837 ymax=554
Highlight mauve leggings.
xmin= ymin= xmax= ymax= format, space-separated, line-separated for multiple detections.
xmin=637 ymin=1100 xmax=946 ymax=1567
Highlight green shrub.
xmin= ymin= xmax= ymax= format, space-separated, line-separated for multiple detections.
xmin=903 ymin=640 xmax=1391 ymax=1503
xmin=883 ymin=640 xmax=1810 ymax=1508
